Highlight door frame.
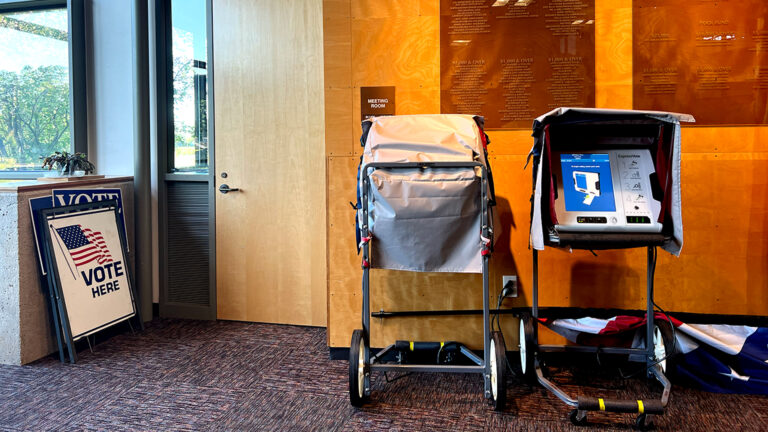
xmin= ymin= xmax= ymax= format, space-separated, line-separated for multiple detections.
xmin=155 ymin=0 xmax=217 ymax=319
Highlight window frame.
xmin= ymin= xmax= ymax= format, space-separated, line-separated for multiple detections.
xmin=0 ymin=0 xmax=87 ymax=179
xmin=156 ymin=0 xmax=217 ymax=320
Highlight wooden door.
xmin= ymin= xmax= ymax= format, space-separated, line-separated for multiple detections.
xmin=213 ymin=0 xmax=326 ymax=326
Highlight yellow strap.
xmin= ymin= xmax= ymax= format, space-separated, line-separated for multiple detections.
xmin=598 ymin=398 xmax=605 ymax=411
xmin=637 ymin=400 xmax=644 ymax=414
xmin=409 ymin=341 xmax=414 ymax=351
xmin=440 ymin=341 xmax=444 ymax=348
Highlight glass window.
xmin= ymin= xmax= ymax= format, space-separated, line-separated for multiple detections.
xmin=0 ymin=7 xmax=70 ymax=174
xmin=170 ymin=0 xmax=208 ymax=172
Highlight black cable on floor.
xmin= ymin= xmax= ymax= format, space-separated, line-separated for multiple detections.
xmin=384 ymin=371 xmax=413 ymax=383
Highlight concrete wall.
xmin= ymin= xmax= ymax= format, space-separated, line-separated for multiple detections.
xmin=0 ymin=192 xmax=21 ymax=364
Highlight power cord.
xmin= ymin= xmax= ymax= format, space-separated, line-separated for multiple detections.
xmin=384 ymin=371 xmax=413 ymax=383
xmin=492 ymin=288 xmax=519 ymax=377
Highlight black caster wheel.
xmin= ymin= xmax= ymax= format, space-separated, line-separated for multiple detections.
xmin=490 ymin=331 xmax=507 ymax=411
xmin=569 ymin=409 xmax=588 ymax=426
xmin=349 ymin=329 xmax=369 ymax=407
xmin=635 ymin=413 xmax=655 ymax=431
xmin=518 ymin=313 xmax=536 ymax=384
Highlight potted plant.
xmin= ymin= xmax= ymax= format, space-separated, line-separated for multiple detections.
xmin=41 ymin=152 xmax=95 ymax=176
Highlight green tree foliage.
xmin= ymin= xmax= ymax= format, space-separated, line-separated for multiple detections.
xmin=0 ymin=65 xmax=70 ymax=168
xmin=172 ymin=54 xmax=194 ymax=147
xmin=171 ymin=49 xmax=208 ymax=170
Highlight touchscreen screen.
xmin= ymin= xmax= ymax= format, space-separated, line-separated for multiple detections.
xmin=560 ymin=153 xmax=616 ymax=212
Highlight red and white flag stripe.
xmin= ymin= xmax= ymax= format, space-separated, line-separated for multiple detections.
xmin=70 ymin=227 xmax=113 ymax=267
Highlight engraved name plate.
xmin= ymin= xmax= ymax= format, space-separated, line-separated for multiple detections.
xmin=634 ymin=0 xmax=768 ymax=125
xmin=441 ymin=0 xmax=596 ymax=129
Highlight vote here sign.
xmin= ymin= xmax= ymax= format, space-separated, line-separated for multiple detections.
xmin=47 ymin=206 xmax=136 ymax=340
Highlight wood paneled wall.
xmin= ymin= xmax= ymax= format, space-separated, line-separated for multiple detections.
xmin=324 ymin=0 xmax=768 ymax=349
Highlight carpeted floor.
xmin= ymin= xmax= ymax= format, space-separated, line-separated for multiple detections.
xmin=0 ymin=319 xmax=765 ymax=431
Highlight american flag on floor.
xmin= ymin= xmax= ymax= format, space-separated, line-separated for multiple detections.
xmin=56 ymin=224 xmax=113 ymax=268
xmin=541 ymin=314 xmax=768 ymax=395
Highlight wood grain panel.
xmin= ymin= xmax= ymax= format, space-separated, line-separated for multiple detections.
xmin=418 ymin=0 xmax=439 ymax=17
xmin=394 ymin=89 xmax=441 ymax=115
xmin=328 ymin=290 xmax=361 ymax=347
xmin=323 ymin=17 xmax=352 ymax=88
xmin=323 ymin=0 xmax=350 ymax=18
xmin=595 ymin=0 xmax=632 ymax=108
xmin=351 ymin=0 xmax=437 ymax=19
xmin=327 ymin=156 xmax=359 ymax=285
xmin=350 ymin=16 xmax=439 ymax=89
xmin=325 ymin=88 xmax=355 ymax=155
xmin=327 ymin=155 xmax=362 ymax=346
xmin=214 ymin=0 xmax=327 ymax=326
xmin=681 ymin=126 xmax=768 ymax=154
xmin=485 ymin=130 xmax=534 ymax=156
xmin=323 ymin=0 xmax=353 ymax=159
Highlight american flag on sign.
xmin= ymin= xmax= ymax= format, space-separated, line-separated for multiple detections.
xmin=55 ymin=224 xmax=113 ymax=268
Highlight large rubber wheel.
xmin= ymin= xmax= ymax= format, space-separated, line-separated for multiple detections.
xmin=490 ymin=331 xmax=507 ymax=411
xmin=518 ymin=313 xmax=536 ymax=384
xmin=349 ymin=329 xmax=368 ymax=407
xmin=653 ymin=320 xmax=676 ymax=380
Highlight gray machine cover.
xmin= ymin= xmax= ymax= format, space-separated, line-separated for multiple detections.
xmin=359 ymin=114 xmax=492 ymax=273
xmin=528 ymin=107 xmax=694 ymax=256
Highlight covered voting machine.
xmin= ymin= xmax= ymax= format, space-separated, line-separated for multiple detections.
xmin=522 ymin=108 xmax=694 ymax=427
xmin=356 ymin=114 xmax=496 ymax=273
xmin=527 ymin=108 xmax=694 ymax=255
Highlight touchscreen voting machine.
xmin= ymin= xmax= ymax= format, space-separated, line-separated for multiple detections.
xmin=553 ymin=149 xmax=662 ymax=233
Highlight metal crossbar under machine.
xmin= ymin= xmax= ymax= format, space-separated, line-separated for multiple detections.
xmin=349 ymin=161 xmax=508 ymax=410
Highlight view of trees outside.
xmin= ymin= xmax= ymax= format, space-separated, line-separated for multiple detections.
xmin=171 ymin=0 xmax=208 ymax=172
xmin=0 ymin=5 xmax=208 ymax=173
xmin=0 ymin=8 xmax=70 ymax=172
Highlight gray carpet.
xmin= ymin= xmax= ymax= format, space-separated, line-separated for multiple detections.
xmin=0 ymin=319 xmax=765 ymax=431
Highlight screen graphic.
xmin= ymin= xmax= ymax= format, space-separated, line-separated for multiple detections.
xmin=560 ymin=153 xmax=616 ymax=212
xmin=575 ymin=173 xmax=588 ymax=190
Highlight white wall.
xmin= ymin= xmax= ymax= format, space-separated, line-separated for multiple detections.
xmin=86 ymin=0 xmax=160 ymax=304
xmin=86 ymin=0 xmax=135 ymax=176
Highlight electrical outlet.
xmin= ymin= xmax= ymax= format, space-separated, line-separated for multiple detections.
xmin=502 ymin=275 xmax=517 ymax=297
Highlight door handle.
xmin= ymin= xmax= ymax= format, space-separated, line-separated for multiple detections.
xmin=218 ymin=184 xmax=240 ymax=194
